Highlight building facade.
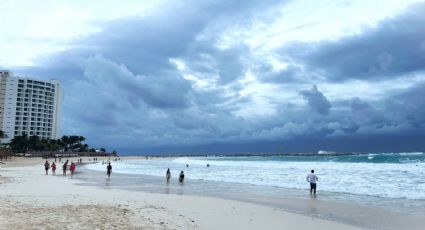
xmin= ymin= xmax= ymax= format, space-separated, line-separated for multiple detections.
xmin=0 ymin=70 xmax=62 ymax=143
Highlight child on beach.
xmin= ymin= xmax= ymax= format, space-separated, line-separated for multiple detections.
xmin=166 ymin=168 xmax=171 ymax=182
xmin=51 ymin=162 xmax=56 ymax=175
xmin=70 ymin=162 xmax=76 ymax=176
xmin=44 ymin=161 xmax=50 ymax=175
xmin=179 ymin=171 xmax=184 ymax=183
xmin=106 ymin=162 xmax=112 ymax=178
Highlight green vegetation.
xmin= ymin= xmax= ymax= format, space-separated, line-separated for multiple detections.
xmin=0 ymin=130 xmax=106 ymax=154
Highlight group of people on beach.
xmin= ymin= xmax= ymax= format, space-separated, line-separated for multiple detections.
xmin=44 ymin=159 xmax=113 ymax=178
xmin=44 ymin=158 xmax=319 ymax=196
xmin=44 ymin=160 xmax=76 ymax=176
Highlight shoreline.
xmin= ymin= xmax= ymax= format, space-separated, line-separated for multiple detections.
xmin=1 ymin=156 xmax=424 ymax=229
xmin=81 ymin=162 xmax=423 ymax=230
xmin=0 ymin=157 xmax=370 ymax=230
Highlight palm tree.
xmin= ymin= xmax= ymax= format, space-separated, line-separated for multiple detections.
xmin=29 ymin=135 xmax=41 ymax=151
xmin=79 ymin=136 xmax=85 ymax=144
xmin=0 ymin=130 xmax=4 ymax=147
xmin=61 ymin=135 xmax=70 ymax=151
xmin=0 ymin=130 xmax=7 ymax=144
xmin=9 ymin=134 xmax=29 ymax=153
xmin=69 ymin=135 xmax=80 ymax=151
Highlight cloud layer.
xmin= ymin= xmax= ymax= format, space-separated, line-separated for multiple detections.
xmin=4 ymin=0 xmax=425 ymax=153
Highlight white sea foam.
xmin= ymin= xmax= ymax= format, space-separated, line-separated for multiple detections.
xmin=86 ymin=157 xmax=425 ymax=199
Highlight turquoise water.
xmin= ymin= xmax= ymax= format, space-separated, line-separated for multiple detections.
xmin=87 ymin=152 xmax=425 ymax=200
xmin=206 ymin=152 xmax=425 ymax=164
xmin=82 ymin=153 xmax=425 ymax=229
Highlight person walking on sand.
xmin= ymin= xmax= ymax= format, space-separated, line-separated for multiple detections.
xmin=51 ymin=162 xmax=56 ymax=175
xmin=106 ymin=162 xmax=112 ymax=178
xmin=179 ymin=171 xmax=185 ymax=183
xmin=44 ymin=161 xmax=50 ymax=175
xmin=306 ymin=170 xmax=318 ymax=195
xmin=70 ymin=162 xmax=76 ymax=176
xmin=166 ymin=168 xmax=171 ymax=182
xmin=62 ymin=162 xmax=67 ymax=176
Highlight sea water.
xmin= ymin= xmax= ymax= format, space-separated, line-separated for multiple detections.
xmin=87 ymin=153 xmax=425 ymax=200
xmin=83 ymin=153 xmax=425 ymax=229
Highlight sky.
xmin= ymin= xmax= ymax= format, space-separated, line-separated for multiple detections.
xmin=1 ymin=0 xmax=425 ymax=154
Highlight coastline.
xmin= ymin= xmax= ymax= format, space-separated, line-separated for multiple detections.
xmin=81 ymin=158 xmax=424 ymax=230
xmin=0 ymin=156 xmax=370 ymax=230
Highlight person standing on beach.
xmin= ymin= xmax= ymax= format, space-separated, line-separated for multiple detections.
xmin=106 ymin=162 xmax=112 ymax=178
xmin=62 ymin=162 xmax=67 ymax=176
xmin=44 ymin=161 xmax=50 ymax=175
xmin=166 ymin=168 xmax=171 ymax=182
xmin=179 ymin=171 xmax=185 ymax=183
xmin=51 ymin=162 xmax=56 ymax=175
xmin=70 ymin=162 xmax=76 ymax=176
xmin=306 ymin=170 xmax=318 ymax=195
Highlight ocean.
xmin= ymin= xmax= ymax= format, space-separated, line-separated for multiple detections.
xmin=83 ymin=152 xmax=425 ymax=229
xmin=86 ymin=153 xmax=425 ymax=199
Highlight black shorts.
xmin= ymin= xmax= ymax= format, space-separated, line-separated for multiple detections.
xmin=310 ymin=183 xmax=317 ymax=189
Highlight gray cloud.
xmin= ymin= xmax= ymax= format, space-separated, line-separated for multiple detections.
xmin=7 ymin=1 xmax=425 ymax=153
xmin=83 ymin=56 xmax=192 ymax=108
xmin=280 ymin=2 xmax=425 ymax=82
xmin=258 ymin=63 xmax=308 ymax=83
xmin=299 ymin=85 xmax=331 ymax=115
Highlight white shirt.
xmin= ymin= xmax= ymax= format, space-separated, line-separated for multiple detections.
xmin=306 ymin=173 xmax=318 ymax=183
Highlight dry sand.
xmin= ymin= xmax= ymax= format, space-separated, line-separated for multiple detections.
xmin=0 ymin=157 xmax=366 ymax=230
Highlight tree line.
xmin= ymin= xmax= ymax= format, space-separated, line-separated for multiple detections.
xmin=0 ymin=130 xmax=106 ymax=153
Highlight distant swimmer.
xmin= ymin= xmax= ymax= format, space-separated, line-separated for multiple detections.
xmin=186 ymin=164 xmax=189 ymax=168
xmin=306 ymin=170 xmax=318 ymax=195
xmin=106 ymin=162 xmax=112 ymax=178
xmin=207 ymin=163 xmax=210 ymax=167
xmin=179 ymin=171 xmax=185 ymax=183
xmin=166 ymin=168 xmax=171 ymax=183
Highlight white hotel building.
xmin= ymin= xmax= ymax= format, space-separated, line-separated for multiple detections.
xmin=0 ymin=70 xmax=62 ymax=143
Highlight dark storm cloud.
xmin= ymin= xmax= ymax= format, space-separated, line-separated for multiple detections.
xmin=9 ymin=0 xmax=290 ymax=149
xmin=8 ymin=0 xmax=425 ymax=153
xmin=384 ymin=81 xmax=425 ymax=131
xmin=81 ymin=0 xmax=284 ymax=79
xmin=280 ymin=2 xmax=425 ymax=81
xmin=83 ymin=56 xmax=192 ymax=108
xmin=257 ymin=63 xmax=308 ymax=83
xmin=349 ymin=97 xmax=386 ymax=125
xmin=299 ymin=85 xmax=331 ymax=115
xmin=181 ymin=44 xmax=251 ymax=84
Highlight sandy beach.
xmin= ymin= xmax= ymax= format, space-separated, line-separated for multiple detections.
xmin=0 ymin=157 xmax=374 ymax=230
